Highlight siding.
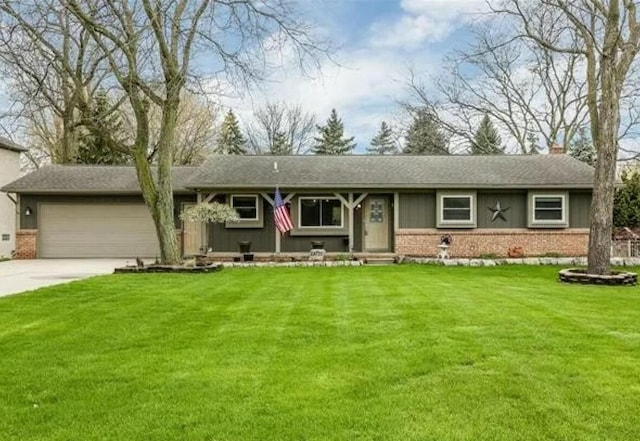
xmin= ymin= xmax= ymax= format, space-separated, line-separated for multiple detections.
xmin=209 ymin=203 xmax=275 ymax=252
xmin=399 ymin=193 xmax=436 ymax=228
xmin=476 ymin=192 xmax=527 ymax=229
xmin=569 ymin=191 xmax=592 ymax=228
xmin=0 ymin=148 xmax=20 ymax=258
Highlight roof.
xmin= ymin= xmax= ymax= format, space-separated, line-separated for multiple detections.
xmin=188 ymin=154 xmax=595 ymax=190
xmin=0 ymin=136 xmax=28 ymax=153
xmin=1 ymin=155 xmax=595 ymax=194
xmin=1 ymin=164 xmax=198 ymax=194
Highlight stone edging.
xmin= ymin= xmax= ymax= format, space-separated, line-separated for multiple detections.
xmin=559 ymin=268 xmax=637 ymax=285
xmin=400 ymin=256 xmax=640 ymax=267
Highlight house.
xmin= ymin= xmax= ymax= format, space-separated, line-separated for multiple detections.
xmin=1 ymin=154 xmax=594 ymax=259
xmin=0 ymin=137 xmax=27 ymax=259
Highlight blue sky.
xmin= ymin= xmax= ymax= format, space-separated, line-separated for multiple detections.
xmin=221 ymin=0 xmax=487 ymax=153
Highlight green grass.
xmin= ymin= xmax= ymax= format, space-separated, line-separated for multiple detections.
xmin=1 ymin=265 xmax=639 ymax=441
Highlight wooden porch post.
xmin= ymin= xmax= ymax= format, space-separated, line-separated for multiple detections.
xmin=348 ymin=193 xmax=354 ymax=252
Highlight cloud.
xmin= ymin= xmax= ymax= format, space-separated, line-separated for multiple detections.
xmin=370 ymin=0 xmax=487 ymax=49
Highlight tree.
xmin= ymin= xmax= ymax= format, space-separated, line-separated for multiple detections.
xmin=313 ymin=109 xmax=356 ymax=155
xmin=568 ymin=127 xmax=596 ymax=166
xmin=403 ymin=108 xmax=449 ymax=155
xmin=470 ymin=114 xmax=504 ymax=154
xmin=247 ymin=102 xmax=316 ymax=155
xmin=367 ymin=121 xmax=397 ymax=155
xmin=613 ymin=168 xmax=640 ymax=228
xmin=217 ymin=110 xmax=247 ymax=155
xmin=492 ymin=0 xmax=640 ymax=274
xmin=76 ymin=92 xmax=129 ymax=165
xmin=0 ymin=0 xmax=323 ymax=264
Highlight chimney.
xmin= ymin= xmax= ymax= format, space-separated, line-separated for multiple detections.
xmin=549 ymin=143 xmax=565 ymax=154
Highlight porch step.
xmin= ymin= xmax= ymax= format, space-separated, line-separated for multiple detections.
xmin=364 ymin=257 xmax=397 ymax=265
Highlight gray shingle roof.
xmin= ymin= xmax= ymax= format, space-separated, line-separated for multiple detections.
xmin=1 ymin=155 xmax=595 ymax=194
xmin=1 ymin=164 xmax=198 ymax=193
xmin=188 ymin=154 xmax=594 ymax=189
xmin=0 ymin=136 xmax=28 ymax=153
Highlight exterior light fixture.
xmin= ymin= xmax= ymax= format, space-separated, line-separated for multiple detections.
xmin=24 ymin=206 xmax=32 ymax=216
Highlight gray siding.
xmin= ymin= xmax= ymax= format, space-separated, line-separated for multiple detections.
xmin=19 ymin=194 xmax=196 ymax=230
xmin=476 ymin=192 xmax=527 ymax=229
xmin=569 ymin=191 xmax=592 ymax=228
xmin=399 ymin=193 xmax=435 ymax=228
xmin=209 ymin=202 xmax=275 ymax=252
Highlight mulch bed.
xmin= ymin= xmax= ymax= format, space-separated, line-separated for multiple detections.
xmin=114 ymin=264 xmax=223 ymax=274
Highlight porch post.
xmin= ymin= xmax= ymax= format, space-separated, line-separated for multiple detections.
xmin=348 ymin=193 xmax=354 ymax=252
xmin=196 ymin=192 xmax=206 ymax=252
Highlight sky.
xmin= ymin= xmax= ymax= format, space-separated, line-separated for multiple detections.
xmin=216 ymin=0 xmax=488 ymax=153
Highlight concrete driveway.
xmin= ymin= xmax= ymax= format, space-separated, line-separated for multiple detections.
xmin=0 ymin=259 xmax=129 ymax=298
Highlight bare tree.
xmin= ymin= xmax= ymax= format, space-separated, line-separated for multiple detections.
xmin=247 ymin=101 xmax=316 ymax=155
xmin=0 ymin=0 xmax=324 ymax=264
xmin=406 ymin=24 xmax=590 ymax=154
xmin=491 ymin=0 xmax=640 ymax=275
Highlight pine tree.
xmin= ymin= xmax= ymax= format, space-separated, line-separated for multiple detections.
xmin=217 ymin=110 xmax=247 ymax=155
xmin=568 ymin=127 xmax=596 ymax=166
xmin=270 ymin=130 xmax=291 ymax=155
xmin=77 ymin=91 xmax=129 ymax=165
xmin=367 ymin=121 xmax=397 ymax=154
xmin=470 ymin=114 xmax=504 ymax=154
xmin=614 ymin=168 xmax=640 ymax=228
xmin=313 ymin=108 xmax=356 ymax=155
xmin=403 ymin=108 xmax=449 ymax=155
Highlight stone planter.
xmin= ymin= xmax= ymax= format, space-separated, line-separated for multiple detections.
xmin=559 ymin=268 xmax=637 ymax=286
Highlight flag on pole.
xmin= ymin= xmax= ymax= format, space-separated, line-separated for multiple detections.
xmin=274 ymin=187 xmax=294 ymax=234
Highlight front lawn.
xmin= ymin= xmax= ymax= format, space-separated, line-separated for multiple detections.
xmin=1 ymin=266 xmax=639 ymax=440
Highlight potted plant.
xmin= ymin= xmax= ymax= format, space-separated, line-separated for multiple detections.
xmin=311 ymin=240 xmax=325 ymax=250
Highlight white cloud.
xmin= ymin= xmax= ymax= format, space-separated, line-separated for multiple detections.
xmin=370 ymin=0 xmax=487 ymax=49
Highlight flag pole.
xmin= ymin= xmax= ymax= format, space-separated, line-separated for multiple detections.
xmin=273 ymin=161 xmax=281 ymax=254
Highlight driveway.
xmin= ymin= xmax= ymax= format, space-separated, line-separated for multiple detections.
xmin=0 ymin=259 xmax=129 ymax=298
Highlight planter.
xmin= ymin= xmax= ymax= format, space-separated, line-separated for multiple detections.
xmin=559 ymin=268 xmax=637 ymax=286
xmin=238 ymin=241 xmax=252 ymax=254
xmin=311 ymin=240 xmax=325 ymax=250
xmin=242 ymin=253 xmax=254 ymax=262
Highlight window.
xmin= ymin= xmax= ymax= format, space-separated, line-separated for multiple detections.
xmin=534 ymin=196 xmax=563 ymax=220
xmin=1 ymin=234 xmax=9 ymax=241
xmin=530 ymin=194 xmax=567 ymax=226
xmin=437 ymin=192 xmax=476 ymax=228
xmin=299 ymin=197 xmax=343 ymax=228
xmin=442 ymin=196 xmax=472 ymax=222
xmin=230 ymin=195 xmax=259 ymax=221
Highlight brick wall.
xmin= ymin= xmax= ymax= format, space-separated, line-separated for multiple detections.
xmin=14 ymin=229 xmax=37 ymax=259
xmin=395 ymin=228 xmax=589 ymax=258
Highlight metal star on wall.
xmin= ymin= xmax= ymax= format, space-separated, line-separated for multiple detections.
xmin=488 ymin=201 xmax=510 ymax=222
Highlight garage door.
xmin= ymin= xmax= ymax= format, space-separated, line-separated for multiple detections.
xmin=39 ymin=204 xmax=160 ymax=258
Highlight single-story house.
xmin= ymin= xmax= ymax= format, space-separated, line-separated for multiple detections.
xmin=1 ymin=153 xmax=594 ymax=259
xmin=0 ymin=137 xmax=27 ymax=258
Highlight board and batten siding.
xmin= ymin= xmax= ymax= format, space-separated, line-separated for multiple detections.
xmin=398 ymin=190 xmax=592 ymax=230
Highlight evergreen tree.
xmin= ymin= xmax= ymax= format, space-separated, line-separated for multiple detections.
xmin=613 ymin=168 xmax=640 ymax=228
xmin=403 ymin=108 xmax=449 ymax=155
xmin=77 ymin=91 xmax=129 ymax=164
xmin=470 ymin=114 xmax=504 ymax=154
xmin=270 ymin=130 xmax=291 ymax=155
xmin=217 ymin=110 xmax=247 ymax=155
xmin=568 ymin=127 xmax=596 ymax=166
xmin=367 ymin=121 xmax=397 ymax=154
xmin=312 ymin=108 xmax=356 ymax=155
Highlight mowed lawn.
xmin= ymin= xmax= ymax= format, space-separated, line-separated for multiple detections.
xmin=1 ymin=266 xmax=639 ymax=441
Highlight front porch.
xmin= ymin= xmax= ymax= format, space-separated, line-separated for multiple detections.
xmin=197 ymin=251 xmax=399 ymax=263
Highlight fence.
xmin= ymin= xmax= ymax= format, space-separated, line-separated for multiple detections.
xmin=611 ymin=239 xmax=640 ymax=258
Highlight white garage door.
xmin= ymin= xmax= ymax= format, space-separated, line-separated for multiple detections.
xmin=39 ymin=204 xmax=160 ymax=258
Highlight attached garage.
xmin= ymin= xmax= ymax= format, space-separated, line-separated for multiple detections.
xmin=39 ymin=204 xmax=160 ymax=258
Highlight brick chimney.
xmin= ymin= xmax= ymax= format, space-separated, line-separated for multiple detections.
xmin=549 ymin=143 xmax=565 ymax=154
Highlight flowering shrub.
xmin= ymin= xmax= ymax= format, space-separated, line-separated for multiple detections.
xmin=180 ymin=202 xmax=239 ymax=224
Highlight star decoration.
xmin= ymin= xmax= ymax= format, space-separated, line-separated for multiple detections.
xmin=488 ymin=201 xmax=510 ymax=222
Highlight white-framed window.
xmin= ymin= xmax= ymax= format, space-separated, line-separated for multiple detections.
xmin=230 ymin=195 xmax=259 ymax=221
xmin=530 ymin=194 xmax=567 ymax=225
xmin=298 ymin=197 xmax=343 ymax=228
xmin=437 ymin=192 xmax=476 ymax=227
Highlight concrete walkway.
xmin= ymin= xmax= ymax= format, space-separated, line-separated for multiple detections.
xmin=0 ymin=259 xmax=128 ymax=298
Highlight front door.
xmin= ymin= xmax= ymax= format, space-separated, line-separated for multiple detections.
xmin=363 ymin=196 xmax=390 ymax=252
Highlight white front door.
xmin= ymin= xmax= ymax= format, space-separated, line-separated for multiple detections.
xmin=363 ymin=196 xmax=390 ymax=252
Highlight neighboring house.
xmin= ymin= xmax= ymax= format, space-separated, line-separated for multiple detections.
xmin=1 ymin=154 xmax=594 ymax=259
xmin=0 ymin=137 xmax=27 ymax=259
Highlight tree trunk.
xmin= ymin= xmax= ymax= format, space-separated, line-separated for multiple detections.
xmin=587 ymin=51 xmax=621 ymax=275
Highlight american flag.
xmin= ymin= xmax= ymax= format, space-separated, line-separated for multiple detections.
xmin=274 ymin=187 xmax=294 ymax=234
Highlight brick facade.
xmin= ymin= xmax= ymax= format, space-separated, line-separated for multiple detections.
xmin=14 ymin=229 xmax=37 ymax=259
xmin=395 ymin=228 xmax=589 ymax=258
